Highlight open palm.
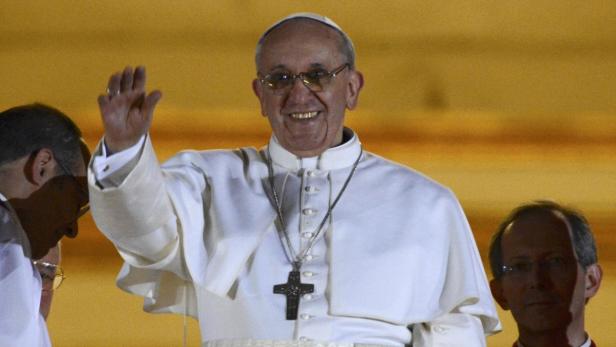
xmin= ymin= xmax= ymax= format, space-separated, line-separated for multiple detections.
xmin=97 ymin=66 xmax=162 ymax=154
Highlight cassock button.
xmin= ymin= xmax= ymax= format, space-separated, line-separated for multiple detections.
xmin=302 ymin=208 xmax=316 ymax=216
xmin=306 ymin=170 xmax=317 ymax=177
xmin=304 ymin=254 xmax=314 ymax=261
xmin=300 ymin=313 xmax=311 ymax=320
xmin=303 ymin=293 xmax=314 ymax=300
xmin=301 ymin=232 xmax=314 ymax=239
xmin=304 ymin=186 xmax=319 ymax=193
xmin=302 ymin=271 xmax=314 ymax=277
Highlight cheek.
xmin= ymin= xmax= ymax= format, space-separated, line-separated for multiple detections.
xmin=263 ymin=96 xmax=282 ymax=116
xmin=501 ymin=282 xmax=526 ymax=307
xmin=563 ymin=272 xmax=586 ymax=301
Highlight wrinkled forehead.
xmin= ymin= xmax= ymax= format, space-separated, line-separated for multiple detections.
xmin=257 ymin=20 xmax=346 ymax=72
xmin=502 ymin=209 xmax=575 ymax=257
xmin=261 ymin=18 xmax=343 ymax=51
xmin=256 ymin=14 xmax=355 ymax=71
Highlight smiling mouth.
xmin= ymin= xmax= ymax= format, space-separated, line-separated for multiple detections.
xmin=289 ymin=111 xmax=319 ymax=120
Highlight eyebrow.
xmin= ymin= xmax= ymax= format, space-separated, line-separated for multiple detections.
xmin=266 ymin=63 xmax=328 ymax=72
xmin=506 ymin=250 xmax=569 ymax=261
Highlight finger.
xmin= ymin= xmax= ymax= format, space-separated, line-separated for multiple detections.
xmin=107 ymin=72 xmax=122 ymax=96
xmin=133 ymin=66 xmax=146 ymax=91
xmin=97 ymin=94 xmax=110 ymax=113
xmin=120 ymin=66 xmax=134 ymax=93
xmin=125 ymin=89 xmax=145 ymax=109
xmin=97 ymin=94 xmax=117 ymax=130
xmin=141 ymin=90 xmax=162 ymax=123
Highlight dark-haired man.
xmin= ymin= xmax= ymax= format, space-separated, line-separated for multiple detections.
xmin=489 ymin=201 xmax=602 ymax=347
xmin=0 ymin=104 xmax=90 ymax=346
xmin=89 ymin=13 xmax=499 ymax=346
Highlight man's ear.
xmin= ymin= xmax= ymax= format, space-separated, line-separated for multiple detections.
xmin=345 ymin=69 xmax=364 ymax=110
xmin=252 ymin=79 xmax=267 ymax=117
xmin=584 ymin=263 xmax=602 ymax=302
xmin=26 ymin=148 xmax=55 ymax=186
xmin=490 ymin=278 xmax=510 ymax=310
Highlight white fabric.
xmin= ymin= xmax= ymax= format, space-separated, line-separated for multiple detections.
xmin=258 ymin=12 xmax=355 ymax=56
xmin=0 ymin=194 xmax=52 ymax=347
xmin=203 ymin=339 xmax=393 ymax=347
xmin=92 ymin=135 xmax=145 ymax=182
xmin=89 ymin=129 xmax=500 ymax=346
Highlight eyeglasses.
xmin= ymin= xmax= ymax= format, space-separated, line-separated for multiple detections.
xmin=501 ymin=256 xmax=575 ymax=278
xmin=259 ymin=63 xmax=350 ymax=94
xmin=33 ymin=261 xmax=65 ymax=290
xmin=55 ymin=157 xmax=90 ymax=221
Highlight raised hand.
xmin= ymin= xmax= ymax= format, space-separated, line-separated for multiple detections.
xmin=97 ymin=66 xmax=162 ymax=154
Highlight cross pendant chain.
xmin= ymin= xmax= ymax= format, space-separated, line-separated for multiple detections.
xmin=266 ymin=146 xmax=362 ymax=320
xmin=273 ymin=270 xmax=314 ymax=320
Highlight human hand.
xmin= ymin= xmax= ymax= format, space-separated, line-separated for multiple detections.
xmin=97 ymin=66 xmax=162 ymax=154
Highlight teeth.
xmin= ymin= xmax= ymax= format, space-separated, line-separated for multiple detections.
xmin=290 ymin=111 xmax=318 ymax=119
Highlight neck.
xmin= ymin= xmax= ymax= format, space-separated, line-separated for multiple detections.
xmin=518 ymin=326 xmax=587 ymax=347
xmin=284 ymin=128 xmax=348 ymax=159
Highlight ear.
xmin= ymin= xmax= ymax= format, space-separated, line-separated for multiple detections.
xmin=27 ymin=148 xmax=56 ymax=186
xmin=584 ymin=263 xmax=602 ymax=302
xmin=252 ymin=79 xmax=267 ymax=117
xmin=345 ymin=69 xmax=364 ymax=110
xmin=490 ymin=278 xmax=510 ymax=310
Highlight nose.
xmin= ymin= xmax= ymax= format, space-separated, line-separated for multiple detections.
xmin=63 ymin=220 xmax=79 ymax=239
xmin=527 ymin=262 xmax=550 ymax=289
xmin=285 ymin=77 xmax=314 ymax=105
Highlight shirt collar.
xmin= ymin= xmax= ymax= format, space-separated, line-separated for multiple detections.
xmin=267 ymin=127 xmax=362 ymax=171
xmin=0 ymin=192 xmax=9 ymax=210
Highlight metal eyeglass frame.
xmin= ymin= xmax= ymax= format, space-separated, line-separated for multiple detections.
xmin=259 ymin=63 xmax=350 ymax=93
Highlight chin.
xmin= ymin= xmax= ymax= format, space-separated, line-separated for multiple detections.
xmin=518 ymin=310 xmax=570 ymax=332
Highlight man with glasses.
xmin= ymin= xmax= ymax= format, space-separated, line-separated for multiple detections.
xmin=34 ymin=243 xmax=65 ymax=320
xmin=89 ymin=13 xmax=499 ymax=346
xmin=0 ymin=103 xmax=90 ymax=346
xmin=488 ymin=201 xmax=602 ymax=346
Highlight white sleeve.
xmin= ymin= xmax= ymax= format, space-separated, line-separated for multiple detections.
xmin=0 ymin=240 xmax=51 ymax=347
xmin=411 ymin=313 xmax=486 ymax=347
xmin=91 ymin=135 xmax=146 ymax=187
xmin=87 ymin=138 xmax=205 ymax=317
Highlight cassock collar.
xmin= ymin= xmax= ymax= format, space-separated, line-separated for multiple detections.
xmin=267 ymin=127 xmax=362 ymax=171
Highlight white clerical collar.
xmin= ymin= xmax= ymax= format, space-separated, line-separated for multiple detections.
xmin=267 ymin=128 xmax=362 ymax=171
xmin=517 ymin=335 xmax=592 ymax=347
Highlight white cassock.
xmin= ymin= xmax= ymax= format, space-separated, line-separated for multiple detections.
xmin=89 ymin=128 xmax=500 ymax=346
xmin=0 ymin=194 xmax=52 ymax=347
